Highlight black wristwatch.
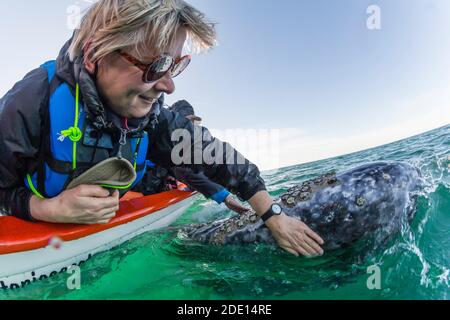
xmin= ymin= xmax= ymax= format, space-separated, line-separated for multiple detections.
xmin=261 ymin=203 xmax=283 ymax=223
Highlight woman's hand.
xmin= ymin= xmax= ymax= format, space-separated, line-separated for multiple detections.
xmin=265 ymin=213 xmax=324 ymax=257
xmin=30 ymin=185 xmax=120 ymax=225
xmin=248 ymin=190 xmax=324 ymax=257
xmin=224 ymin=195 xmax=250 ymax=214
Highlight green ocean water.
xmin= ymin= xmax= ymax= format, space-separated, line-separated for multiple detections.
xmin=1 ymin=124 xmax=449 ymax=300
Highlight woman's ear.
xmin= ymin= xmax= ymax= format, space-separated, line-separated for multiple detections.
xmin=83 ymin=41 xmax=96 ymax=74
xmin=84 ymin=57 xmax=96 ymax=74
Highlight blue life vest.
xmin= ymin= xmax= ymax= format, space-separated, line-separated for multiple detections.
xmin=24 ymin=60 xmax=149 ymax=198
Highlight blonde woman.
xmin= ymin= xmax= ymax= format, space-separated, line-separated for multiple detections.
xmin=0 ymin=0 xmax=323 ymax=257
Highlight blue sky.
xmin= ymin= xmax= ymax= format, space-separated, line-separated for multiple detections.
xmin=1 ymin=0 xmax=449 ymax=170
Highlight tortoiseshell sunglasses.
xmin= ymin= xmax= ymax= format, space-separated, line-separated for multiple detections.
xmin=118 ymin=50 xmax=192 ymax=83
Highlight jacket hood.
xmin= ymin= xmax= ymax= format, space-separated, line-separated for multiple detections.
xmin=54 ymin=37 xmax=161 ymax=133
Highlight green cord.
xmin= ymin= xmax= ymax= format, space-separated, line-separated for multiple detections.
xmin=133 ymin=138 xmax=141 ymax=171
xmin=60 ymin=83 xmax=82 ymax=170
xmin=27 ymin=84 xmax=144 ymax=197
xmin=27 ymin=174 xmax=44 ymax=199
xmin=26 ymin=83 xmax=82 ymax=199
xmin=100 ymin=183 xmax=134 ymax=190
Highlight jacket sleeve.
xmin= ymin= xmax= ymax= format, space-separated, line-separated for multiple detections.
xmin=147 ymin=108 xmax=267 ymax=202
xmin=172 ymin=167 xmax=230 ymax=203
xmin=0 ymin=67 xmax=50 ymax=221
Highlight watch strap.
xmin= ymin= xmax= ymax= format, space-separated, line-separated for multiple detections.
xmin=261 ymin=204 xmax=281 ymax=223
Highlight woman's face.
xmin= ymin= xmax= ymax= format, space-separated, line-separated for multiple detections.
xmin=87 ymin=28 xmax=187 ymax=119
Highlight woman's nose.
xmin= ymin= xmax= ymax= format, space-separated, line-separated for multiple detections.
xmin=153 ymin=72 xmax=175 ymax=95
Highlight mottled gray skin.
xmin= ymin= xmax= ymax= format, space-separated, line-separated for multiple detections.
xmin=184 ymin=162 xmax=422 ymax=251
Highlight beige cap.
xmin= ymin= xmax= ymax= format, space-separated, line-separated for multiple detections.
xmin=66 ymin=157 xmax=137 ymax=193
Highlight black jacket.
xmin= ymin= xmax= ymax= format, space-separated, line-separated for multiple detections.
xmin=172 ymin=167 xmax=226 ymax=200
xmin=0 ymin=40 xmax=266 ymax=221
xmin=134 ymin=165 xmax=227 ymax=200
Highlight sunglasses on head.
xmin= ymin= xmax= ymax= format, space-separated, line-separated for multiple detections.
xmin=118 ymin=50 xmax=191 ymax=83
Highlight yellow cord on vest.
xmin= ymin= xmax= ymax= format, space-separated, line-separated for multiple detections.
xmin=60 ymin=127 xmax=82 ymax=142
xmin=27 ymin=84 xmax=146 ymax=197
xmin=27 ymin=174 xmax=44 ymax=199
xmin=133 ymin=138 xmax=141 ymax=171
xmin=60 ymin=83 xmax=82 ymax=170
xmin=27 ymin=83 xmax=82 ymax=198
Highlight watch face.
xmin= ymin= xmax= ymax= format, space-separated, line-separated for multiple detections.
xmin=272 ymin=204 xmax=282 ymax=214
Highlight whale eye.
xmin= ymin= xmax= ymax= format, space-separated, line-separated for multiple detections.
xmin=311 ymin=212 xmax=321 ymax=220
xmin=327 ymin=178 xmax=338 ymax=185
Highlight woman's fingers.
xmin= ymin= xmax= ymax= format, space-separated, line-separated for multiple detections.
xmin=283 ymin=247 xmax=300 ymax=257
xmin=294 ymin=237 xmax=316 ymax=256
xmin=305 ymin=227 xmax=324 ymax=245
xmin=77 ymin=185 xmax=110 ymax=198
xmin=76 ymin=206 xmax=118 ymax=224
xmin=88 ymin=212 xmax=116 ymax=225
xmin=282 ymin=240 xmax=311 ymax=258
xmin=295 ymin=246 xmax=311 ymax=258
xmin=288 ymin=222 xmax=323 ymax=255
xmin=304 ymin=235 xmax=324 ymax=255
xmin=225 ymin=196 xmax=250 ymax=214
xmin=281 ymin=234 xmax=307 ymax=257
xmin=100 ymin=211 xmax=117 ymax=220
xmin=266 ymin=213 xmax=325 ymax=258
xmin=95 ymin=196 xmax=120 ymax=210
xmin=97 ymin=206 xmax=119 ymax=219
xmin=76 ymin=192 xmax=119 ymax=212
xmin=290 ymin=232 xmax=323 ymax=256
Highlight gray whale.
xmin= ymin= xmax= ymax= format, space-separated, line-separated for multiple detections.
xmin=183 ymin=162 xmax=422 ymax=251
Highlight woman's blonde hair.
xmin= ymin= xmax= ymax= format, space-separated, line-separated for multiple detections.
xmin=68 ymin=0 xmax=217 ymax=62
